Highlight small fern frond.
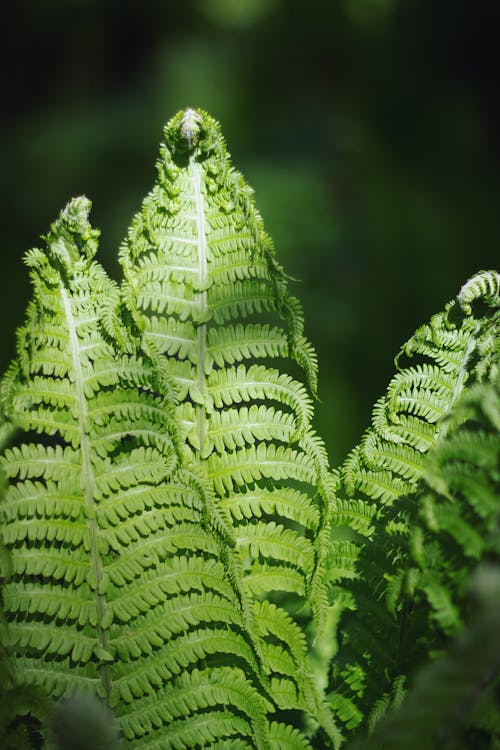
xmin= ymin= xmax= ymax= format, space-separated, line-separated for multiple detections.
xmin=458 ymin=269 xmax=500 ymax=314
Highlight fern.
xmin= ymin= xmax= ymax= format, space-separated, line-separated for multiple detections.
xmin=347 ymin=563 xmax=500 ymax=750
xmin=119 ymin=108 xmax=338 ymax=744
xmin=1 ymin=107 xmax=498 ymax=750
xmin=326 ymin=273 xmax=499 ymax=735
xmin=0 ymin=197 xmax=331 ymax=749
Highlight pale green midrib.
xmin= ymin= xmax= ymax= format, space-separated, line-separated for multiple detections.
xmin=190 ymin=157 xmax=208 ymax=464
xmin=440 ymin=321 xmax=481 ymax=436
xmin=60 ymin=285 xmax=110 ymax=702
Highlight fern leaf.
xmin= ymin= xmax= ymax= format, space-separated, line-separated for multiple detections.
xmin=327 ymin=271 xmax=499 ymax=737
xmin=222 ymin=486 xmax=320 ymax=531
xmin=119 ymin=108 xmax=338 ymax=742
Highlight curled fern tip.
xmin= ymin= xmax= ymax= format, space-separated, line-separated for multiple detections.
xmin=180 ymin=107 xmax=203 ymax=148
xmin=164 ymin=107 xmax=222 ymax=157
xmin=45 ymin=196 xmax=100 ymax=270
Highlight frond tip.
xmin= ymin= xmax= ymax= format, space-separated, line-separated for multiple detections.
xmin=25 ymin=196 xmax=100 ymax=273
xmin=458 ymin=269 xmax=500 ymax=314
xmin=179 ymin=107 xmax=204 ymax=149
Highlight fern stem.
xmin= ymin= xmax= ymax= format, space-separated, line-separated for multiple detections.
xmin=60 ymin=285 xmax=110 ymax=704
xmin=191 ymin=158 xmax=208 ymax=464
xmin=441 ymin=321 xmax=481 ymax=436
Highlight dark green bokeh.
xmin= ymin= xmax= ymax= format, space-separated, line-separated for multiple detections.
xmin=1 ymin=0 xmax=499 ymax=464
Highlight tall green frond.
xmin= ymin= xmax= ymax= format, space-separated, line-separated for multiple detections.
xmin=119 ymin=109 xmax=338 ymax=744
xmin=1 ymin=197 xmax=323 ymax=749
xmin=326 ymin=271 xmax=499 ymax=736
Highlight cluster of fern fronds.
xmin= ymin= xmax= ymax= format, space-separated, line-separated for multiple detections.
xmin=0 ymin=108 xmax=498 ymax=749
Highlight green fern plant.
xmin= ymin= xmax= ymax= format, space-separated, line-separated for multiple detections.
xmin=119 ymin=109 xmax=338 ymax=741
xmin=0 ymin=108 xmax=498 ymax=750
xmin=326 ymin=272 xmax=499 ymax=734
xmin=0 ymin=196 xmax=335 ymax=749
xmin=346 ymin=374 xmax=500 ymax=749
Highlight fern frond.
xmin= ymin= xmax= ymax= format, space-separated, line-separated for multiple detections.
xmin=119 ymin=108 xmax=338 ymax=742
xmin=326 ymin=271 xmax=499 ymax=737
xmin=458 ymin=269 xmax=500 ymax=314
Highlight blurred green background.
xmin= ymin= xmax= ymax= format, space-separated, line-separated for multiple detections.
xmin=1 ymin=0 xmax=499 ymax=465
